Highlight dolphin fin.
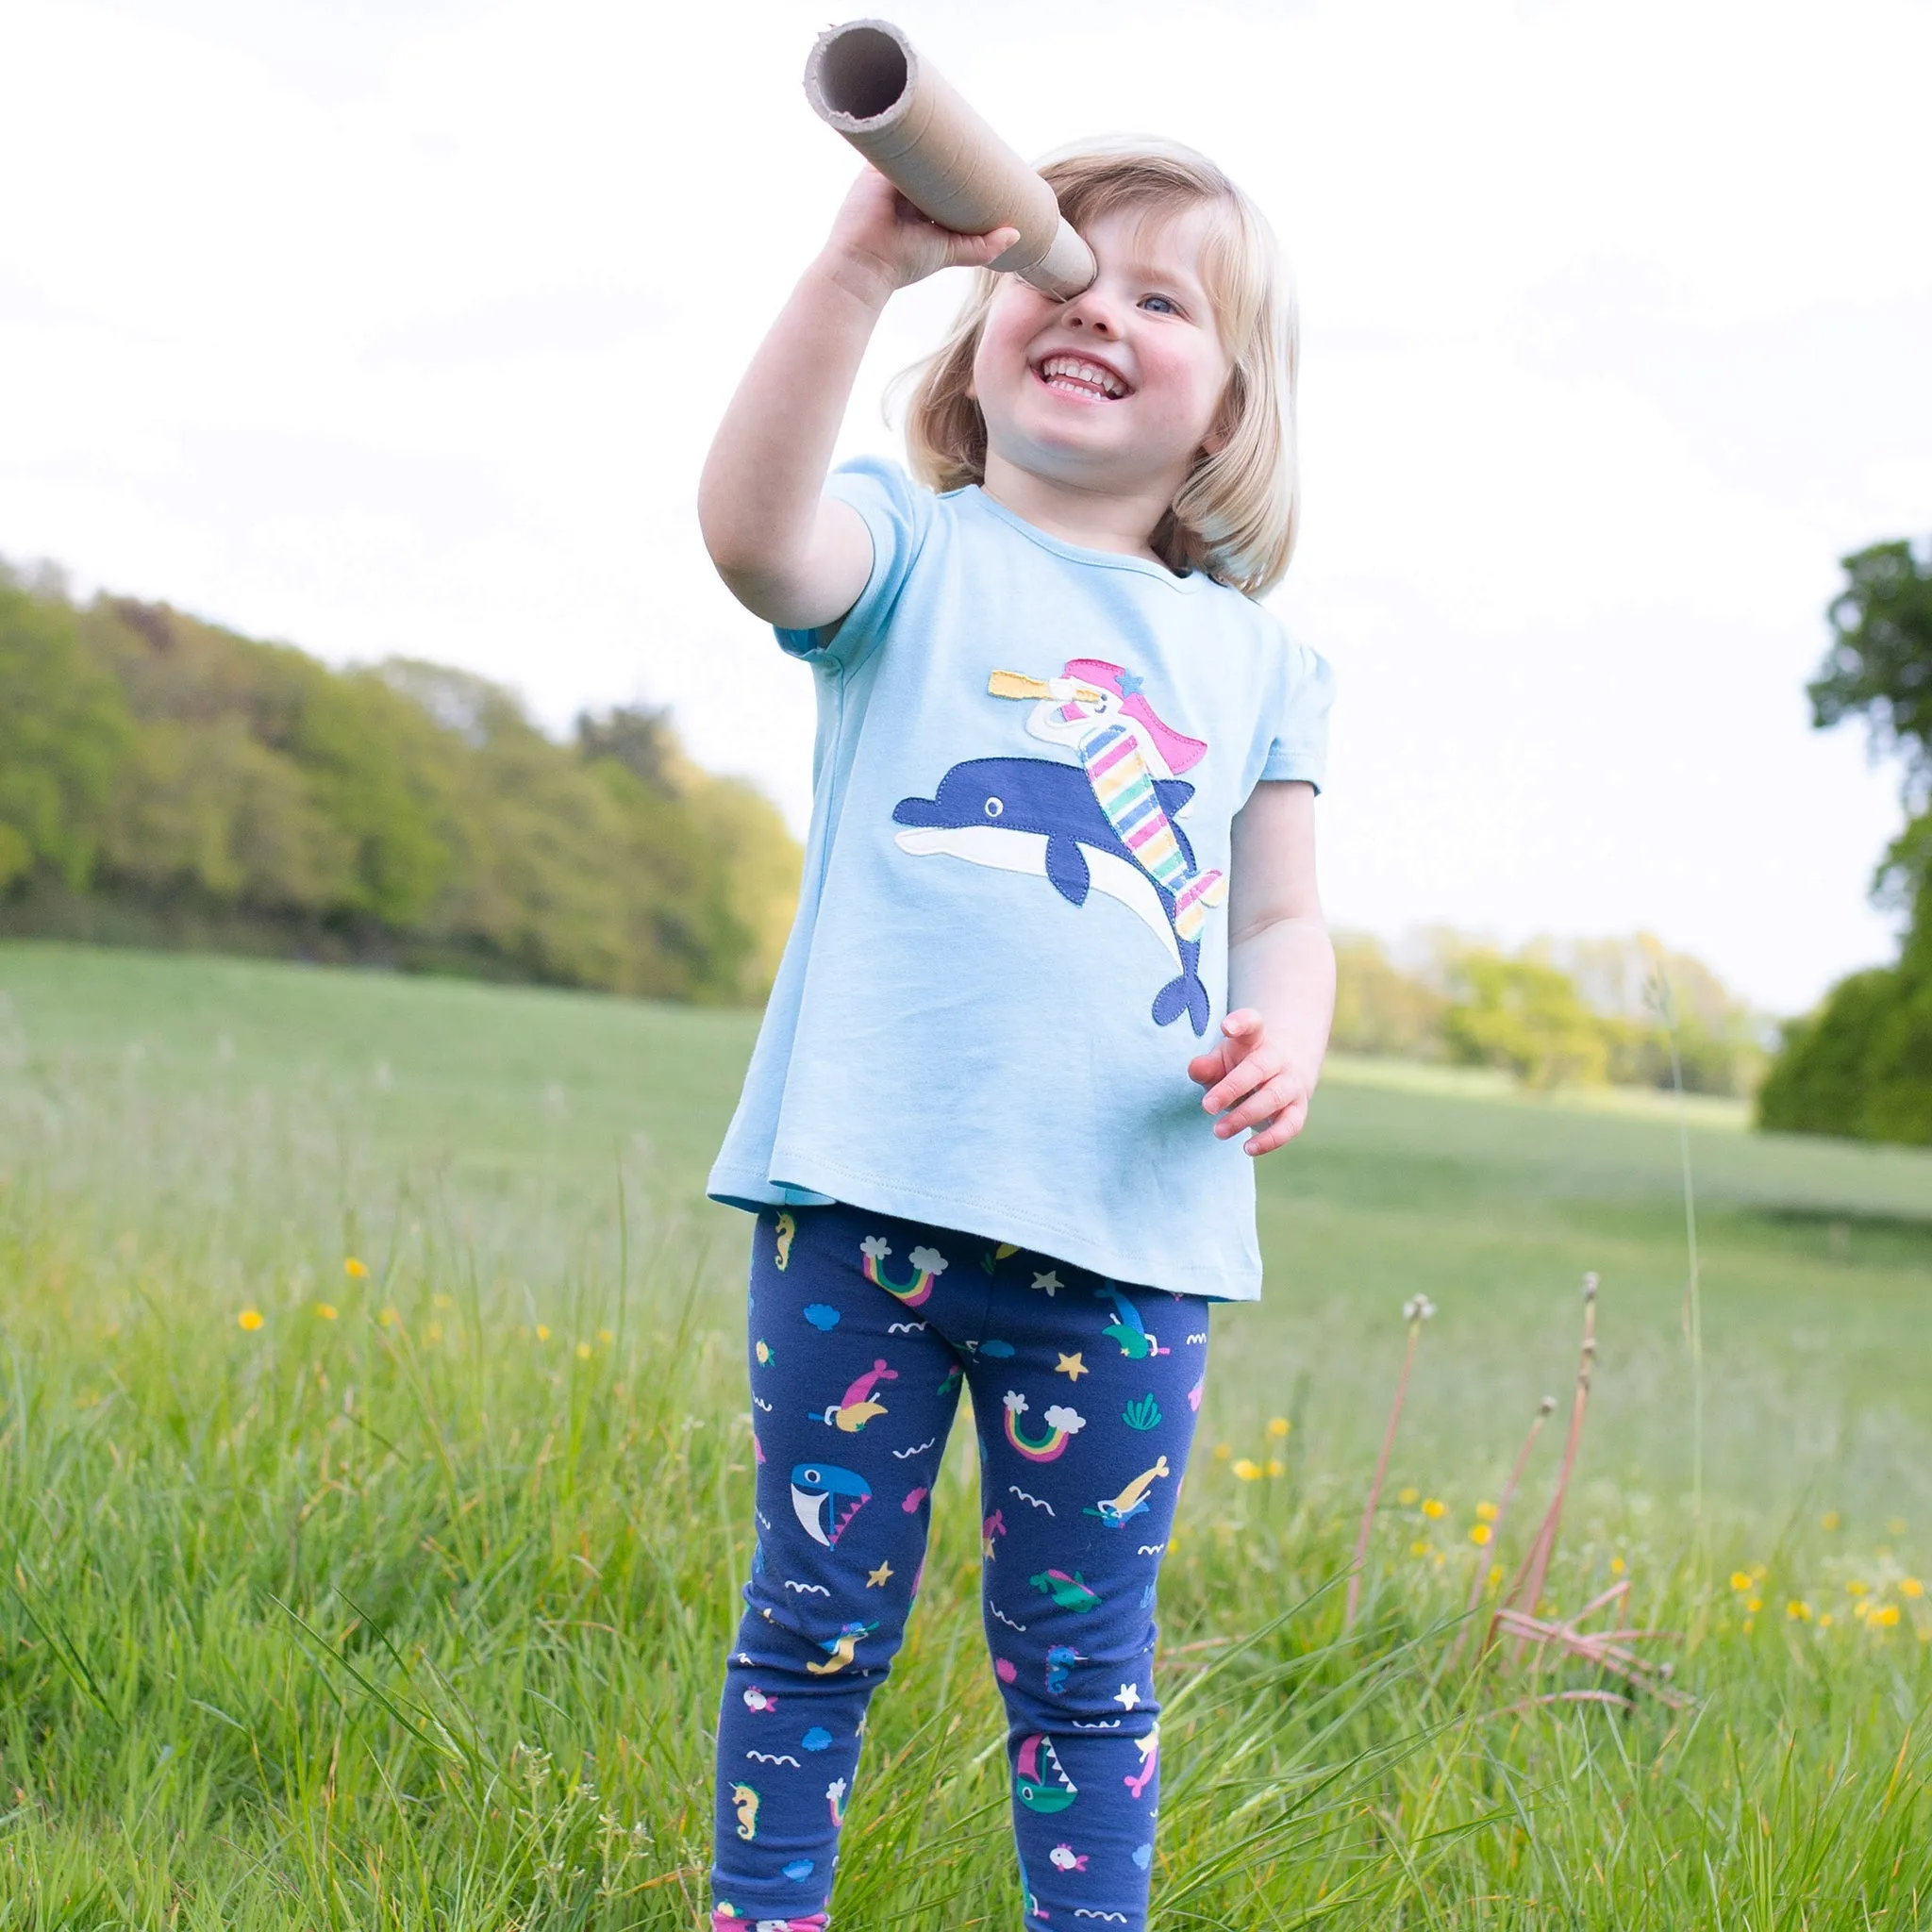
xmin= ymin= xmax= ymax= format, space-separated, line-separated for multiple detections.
xmin=1044 ymin=836 xmax=1091 ymax=906
xmin=1151 ymin=973 xmax=1211 ymax=1036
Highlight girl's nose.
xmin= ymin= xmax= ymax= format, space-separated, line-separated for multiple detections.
xmin=1059 ymin=290 xmax=1122 ymax=337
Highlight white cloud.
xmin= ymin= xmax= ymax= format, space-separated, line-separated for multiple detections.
xmin=1 ymin=0 xmax=1925 ymax=1009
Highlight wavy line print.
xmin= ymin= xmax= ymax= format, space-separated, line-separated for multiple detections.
xmin=1186 ymin=1330 xmax=1208 ymax=1344
xmin=752 ymin=1396 xmax=774 ymax=1411
xmin=1008 ymin=1485 xmax=1056 ymax=1514
xmin=887 ymin=1321 xmax=928 ymax=1334
xmin=990 ymin=1606 xmax=1029 ymax=1631
xmin=1071 ymin=1718 xmax=1124 ymax=1728
xmin=746 ymin=1751 xmax=801 ymax=1767
xmin=1137 ymin=1543 xmax=1165 ymax=1556
xmin=892 ymin=1437 xmax=940 ymax=1460
xmin=784 ymin=1580 xmax=831 ymax=1595
xmin=755 ymin=1510 xmax=772 ymax=1531
xmin=1074 ymin=1912 xmax=1128 ymax=1922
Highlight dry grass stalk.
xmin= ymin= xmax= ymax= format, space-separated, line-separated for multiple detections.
xmin=1491 ymin=1578 xmax=1692 ymax=1711
xmin=1443 ymin=1391 xmax=1556 ymax=1672
xmin=1345 ymin=1292 xmax=1434 ymax=1632
xmin=1499 ymin=1273 xmax=1597 ymax=1650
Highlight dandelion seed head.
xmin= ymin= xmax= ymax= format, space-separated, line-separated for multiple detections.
xmin=1581 ymin=1272 xmax=1598 ymax=1300
xmin=1402 ymin=1294 xmax=1436 ymax=1324
xmin=1539 ymin=1395 xmax=1557 ymax=1416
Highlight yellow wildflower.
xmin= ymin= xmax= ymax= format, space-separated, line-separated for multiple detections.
xmin=575 ymin=1341 xmax=592 ymax=1359
xmin=1903 ymin=1578 xmax=1924 ymax=1599
xmin=432 ymin=1292 xmax=454 ymax=1310
xmin=1745 ymin=1597 xmax=1761 ymax=1613
xmin=425 ymin=1323 xmax=442 ymax=1342
xmin=1409 ymin=1540 xmax=1430 ymax=1557
xmin=238 ymin=1308 xmax=262 ymax=1332
xmin=536 ymin=1324 xmax=551 ymax=1341
xmin=1873 ymin=1604 xmax=1901 ymax=1629
xmin=1421 ymin=1498 xmax=1446 ymax=1521
xmin=1475 ymin=1501 xmax=1499 ymax=1523
xmin=1729 ymin=1571 xmax=1751 ymax=1591
xmin=1267 ymin=1417 xmax=1291 ymax=1439
xmin=1889 ymin=1517 xmax=1907 ymax=1535
xmin=1266 ymin=1458 xmax=1285 ymax=1477
xmin=1847 ymin=1579 xmax=1868 ymax=1596
xmin=1854 ymin=1599 xmax=1872 ymax=1620
xmin=1742 ymin=1618 xmax=1754 ymax=1633
xmin=1232 ymin=1458 xmax=1261 ymax=1481
xmin=1397 ymin=1487 xmax=1420 ymax=1507
xmin=1214 ymin=1442 xmax=1231 ymax=1461
xmin=1609 ymin=1557 xmax=1625 ymax=1575
xmin=1488 ymin=1564 xmax=1504 ymax=1587
xmin=599 ymin=1328 xmax=614 ymax=1344
xmin=1819 ymin=1612 xmax=1834 ymax=1627
xmin=1788 ymin=1600 xmax=1811 ymax=1621
xmin=1470 ymin=1524 xmax=1492 ymax=1546
xmin=344 ymin=1257 xmax=369 ymax=1279
xmin=377 ymin=1307 xmax=398 ymax=1327
xmin=314 ymin=1303 xmax=338 ymax=1321
xmin=1821 ymin=1511 xmax=1840 ymax=1531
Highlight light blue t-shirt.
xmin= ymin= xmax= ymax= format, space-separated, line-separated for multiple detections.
xmin=708 ymin=458 xmax=1334 ymax=1302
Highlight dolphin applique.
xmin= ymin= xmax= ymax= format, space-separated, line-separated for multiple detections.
xmin=791 ymin=1462 xmax=872 ymax=1548
xmin=892 ymin=756 xmax=1215 ymax=1035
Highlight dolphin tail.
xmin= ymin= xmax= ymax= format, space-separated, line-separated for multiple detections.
xmin=1151 ymin=970 xmax=1211 ymax=1036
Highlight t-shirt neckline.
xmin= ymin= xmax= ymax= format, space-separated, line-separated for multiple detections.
xmin=961 ymin=485 xmax=1204 ymax=591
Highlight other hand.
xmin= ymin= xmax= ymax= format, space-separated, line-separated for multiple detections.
xmin=1188 ymin=1008 xmax=1313 ymax=1157
xmin=822 ymin=165 xmax=1020 ymax=299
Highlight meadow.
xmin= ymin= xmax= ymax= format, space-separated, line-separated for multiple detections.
xmin=2 ymin=939 xmax=1931 ymax=1927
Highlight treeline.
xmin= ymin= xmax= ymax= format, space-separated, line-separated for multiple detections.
xmin=0 ymin=559 xmax=798 ymax=1000
xmin=1332 ymin=929 xmax=1765 ymax=1097
xmin=1759 ymin=540 xmax=1932 ymax=1143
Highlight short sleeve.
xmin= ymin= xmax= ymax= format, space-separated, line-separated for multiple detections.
xmin=1259 ymin=637 xmax=1335 ymax=790
xmin=774 ymin=456 xmax=935 ymax=672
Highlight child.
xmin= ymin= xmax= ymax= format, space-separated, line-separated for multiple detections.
xmin=697 ymin=140 xmax=1335 ymax=1932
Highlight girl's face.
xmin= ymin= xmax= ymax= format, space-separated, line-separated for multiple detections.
xmin=971 ymin=201 xmax=1233 ymax=510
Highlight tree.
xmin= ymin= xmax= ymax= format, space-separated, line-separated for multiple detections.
xmin=1759 ymin=538 xmax=1932 ymax=1141
xmin=0 ymin=574 xmax=133 ymax=891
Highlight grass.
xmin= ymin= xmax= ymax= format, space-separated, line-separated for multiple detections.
xmin=2 ymin=939 xmax=1932 ymax=1927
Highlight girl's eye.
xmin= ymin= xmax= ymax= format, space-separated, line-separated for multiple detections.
xmin=1141 ymin=293 xmax=1180 ymax=316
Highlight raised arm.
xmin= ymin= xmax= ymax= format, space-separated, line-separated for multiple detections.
xmin=1188 ymin=779 xmax=1335 ymax=1155
xmin=696 ymin=168 xmax=1017 ymax=633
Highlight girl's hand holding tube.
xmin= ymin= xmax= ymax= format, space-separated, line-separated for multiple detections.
xmin=824 ymin=165 xmax=1020 ymax=304
xmin=1189 ymin=1010 xmax=1315 ymax=1157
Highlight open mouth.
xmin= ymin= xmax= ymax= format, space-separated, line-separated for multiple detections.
xmin=1033 ymin=354 xmax=1130 ymax=402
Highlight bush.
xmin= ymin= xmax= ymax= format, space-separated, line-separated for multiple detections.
xmin=1757 ymin=960 xmax=1932 ymax=1144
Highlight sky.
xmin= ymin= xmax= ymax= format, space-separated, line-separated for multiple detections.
xmin=3 ymin=0 xmax=1928 ymax=1013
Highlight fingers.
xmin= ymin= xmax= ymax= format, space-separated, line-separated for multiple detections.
xmin=1242 ymin=1096 xmax=1309 ymax=1157
xmin=1200 ymin=1041 xmax=1285 ymax=1118
xmin=1210 ymin=1071 xmax=1294 ymax=1141
xmin=944 ymin=225 xmax=1019 ymax=267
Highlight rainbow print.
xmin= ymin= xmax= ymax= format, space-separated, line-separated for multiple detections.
xmin=858 ymin=1236 xmax=947 ymax=1307
xmin=1002 ymin=1391 xmax=1087 ymax=1461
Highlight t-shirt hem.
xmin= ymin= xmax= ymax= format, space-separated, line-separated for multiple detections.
xmin=706 ymin=1158 xmax=1260 ymax=1305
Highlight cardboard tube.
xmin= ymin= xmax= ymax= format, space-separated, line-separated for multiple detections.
xmin=803 ymin=19 xmax=1096 ymax=301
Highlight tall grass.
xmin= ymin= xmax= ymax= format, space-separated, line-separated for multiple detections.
xmin=1 ymin=948 xmax=1931 ymax=1925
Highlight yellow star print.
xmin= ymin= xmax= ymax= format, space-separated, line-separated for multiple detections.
xmin=865 ymin=1562 xmax=893 ymax=1589
xmin=1056 ymin=1352 xmax=1088 ymax=1381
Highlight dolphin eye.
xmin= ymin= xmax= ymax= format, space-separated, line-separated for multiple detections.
xmin=984 ymin=796 xmax=1004 ymax=818
xmin=802 ymin=1468 xmax=820 ymax=1484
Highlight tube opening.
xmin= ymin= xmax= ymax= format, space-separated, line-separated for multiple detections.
xmin=816 ymin=25 xmax=909 ymax=123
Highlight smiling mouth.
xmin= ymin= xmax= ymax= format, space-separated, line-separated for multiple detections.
xmin=1034 ymin=354 xmax=1130 ymax=402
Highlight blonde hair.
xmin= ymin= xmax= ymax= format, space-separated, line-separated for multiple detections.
xmin=903 ymin=139 xmax=1299 ymax=597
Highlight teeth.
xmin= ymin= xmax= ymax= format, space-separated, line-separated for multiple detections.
xmin=1040 ymin=355 xmax=1124 ymax=397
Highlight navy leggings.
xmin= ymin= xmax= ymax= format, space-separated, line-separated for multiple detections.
xmin=709 ymin=1202 xmax=1210 ymax=1932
